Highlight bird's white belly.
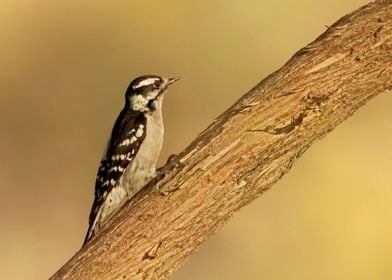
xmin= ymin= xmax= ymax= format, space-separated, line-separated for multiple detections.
xmin=119 ymin=110 xmax=164 ymax=198
xmin=99 ymin=186 xmax=128 ymax=223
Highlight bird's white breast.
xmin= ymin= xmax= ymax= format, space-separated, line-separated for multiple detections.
xmin=119 ymin=98 xmax=164 ymax=198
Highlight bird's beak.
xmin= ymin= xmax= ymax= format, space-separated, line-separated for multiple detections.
xmin=167 ymin=77 xmax=181 ymax=85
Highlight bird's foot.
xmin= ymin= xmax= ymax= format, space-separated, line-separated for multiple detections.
xmin=156 ymin=154 xmax=185 ymax=196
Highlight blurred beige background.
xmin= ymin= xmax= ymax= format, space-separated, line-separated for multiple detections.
xmin=1 ymin=0 xmax=391 ymax=279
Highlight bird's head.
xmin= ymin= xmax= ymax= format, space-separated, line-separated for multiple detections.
xmin=126 ymin=75 xmax=180 ymax=112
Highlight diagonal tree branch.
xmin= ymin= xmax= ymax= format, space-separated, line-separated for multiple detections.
xmin=51 ymin=1 xmax=392 ymax=279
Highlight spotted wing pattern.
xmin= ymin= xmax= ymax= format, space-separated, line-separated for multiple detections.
xmin=84 ymin=109 xmax=146 ymax=244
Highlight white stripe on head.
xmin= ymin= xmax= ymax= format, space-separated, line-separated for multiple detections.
xmin=132 ymin=78 xmax=159 ymax=89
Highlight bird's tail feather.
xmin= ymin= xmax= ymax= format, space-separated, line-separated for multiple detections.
xmin=82 ymin=206 xmax=103 ymax=247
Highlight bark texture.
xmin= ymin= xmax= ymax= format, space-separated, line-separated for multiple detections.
xmin=51 ymin=1 xmax=392 ymax=279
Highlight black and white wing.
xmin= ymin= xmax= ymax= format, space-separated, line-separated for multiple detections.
xmin=84 ymin=109 xmax=146 ymax=244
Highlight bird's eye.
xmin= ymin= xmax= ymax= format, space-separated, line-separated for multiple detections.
xmin=153 ymin=80 xmax=160 ymax=88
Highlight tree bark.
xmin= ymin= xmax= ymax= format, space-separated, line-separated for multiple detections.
xmin=51 ymin=1 xmax=392 ymax=279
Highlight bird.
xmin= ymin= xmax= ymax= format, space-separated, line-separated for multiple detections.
xmin=83 ymin=75 xmax=180 ymax=246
